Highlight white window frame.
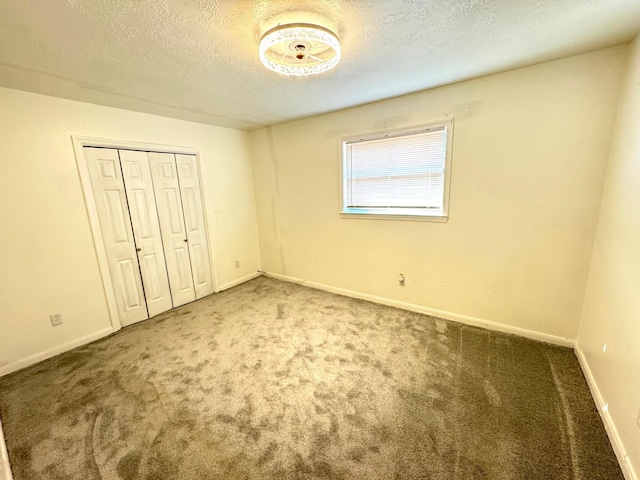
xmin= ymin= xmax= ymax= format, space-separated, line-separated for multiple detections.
xmin=339 ymin=119 xmax=454 ymax=222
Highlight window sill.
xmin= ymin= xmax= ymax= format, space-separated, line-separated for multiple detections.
xmin=340 ymin=211 xmax=449 ymax=223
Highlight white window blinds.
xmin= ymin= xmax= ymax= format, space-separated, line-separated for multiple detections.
xmin=344 ymin=127 xmax=447 ymax=211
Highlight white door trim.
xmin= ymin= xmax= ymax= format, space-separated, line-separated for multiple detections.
xmin=72 ymin=136 xmax=219 ymax=332
xmin=0 ymin=416 xmax=13 ymax=480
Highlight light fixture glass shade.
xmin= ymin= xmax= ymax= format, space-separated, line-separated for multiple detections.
xmin=259 ymin=23 xmax=341 ymax=76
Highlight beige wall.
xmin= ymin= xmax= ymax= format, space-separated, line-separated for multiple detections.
xmin=251 ymin=46 xmax=627 ymax=341
xmin=0 ymin=86 xmax=261 ymax=370
xmin=578 ymin=34 xmax=640 ymax=478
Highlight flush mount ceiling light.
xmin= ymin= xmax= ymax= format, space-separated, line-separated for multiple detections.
xmin=259 ymin=23 xmax=341 ymax=76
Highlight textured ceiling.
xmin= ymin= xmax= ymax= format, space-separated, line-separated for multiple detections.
xmin=0 ymin=0 xmax=639 ymax=130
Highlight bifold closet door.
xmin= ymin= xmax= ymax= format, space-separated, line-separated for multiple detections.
xmin=85 ymin=147 xmax=148 ymax=326
xmin=86 ymin=147 xmax=214 ymax=325
xmin=176 ymin=154 xmax=214 ymax=299
xmin=119 ymin=150 xmax=173 ymax=317
xmin=148 ymin=152 xmax=197 ymax=307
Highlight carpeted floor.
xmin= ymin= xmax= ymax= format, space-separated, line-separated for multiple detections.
xmin=0 ymin=277 xmax=624 ymax=480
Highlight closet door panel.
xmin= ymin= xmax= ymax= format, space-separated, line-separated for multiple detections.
xmin=85 ymin=147 xmax=148 ymax=326
xmin=149 ymin=152 xmax=197 ymax=307
xmin=176 ymin=154 xmax=214 ymax=298
xmin=120 ymin=150 xmax=174 ymax=317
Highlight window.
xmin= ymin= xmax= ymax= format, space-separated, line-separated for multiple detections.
xmin=341 ymin=120 xmax=453 ymax=221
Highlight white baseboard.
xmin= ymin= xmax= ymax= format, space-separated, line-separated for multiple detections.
xmin=264 ymin=272 xmax=638 ymax=476
xmin=0 ymin=273 xmax=262 ymax=379
xmin=0 ymin=417 xmax=13 ymax=480
xmin=217 ymin=271 xmax=262 ymax=292
xmin=0 ymin=328 xmax=113 ymax=378
xmin=262 ymin=271 xmax=575 ymax=347
xmin=0 ymin=273 xmax=630 ymax=480
xmin=575 ymin=343 xmax=638 ymax=480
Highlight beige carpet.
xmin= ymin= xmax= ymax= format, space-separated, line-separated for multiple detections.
xmin=0 ymin=276 xmax=623 ymax=479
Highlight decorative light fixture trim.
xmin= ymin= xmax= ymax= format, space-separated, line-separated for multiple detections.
xmin=259 ymin=23 xmax=341 ymax=76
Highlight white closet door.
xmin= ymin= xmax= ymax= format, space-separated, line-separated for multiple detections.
xmin=148 ymin=152 xmax=197 ymax=307
xmin=85 ymin=147 xmax=148 ymax=326
xmin=119 ymin=150 xmax=173 ymax=317
xmin=175 ymin=154 xmax=214 ymax=299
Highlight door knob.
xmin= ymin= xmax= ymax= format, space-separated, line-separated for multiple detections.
xmin=184 ymin=239 xmax=188 ymax=242
xmin=136 ymin=248 xmax=142 ymax=252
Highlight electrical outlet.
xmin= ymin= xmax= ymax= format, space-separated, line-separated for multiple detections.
xmin=50 ymin=313 xmax=63 ymax=326
xmin=235 ymin=260 xmax=240 ymax=268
